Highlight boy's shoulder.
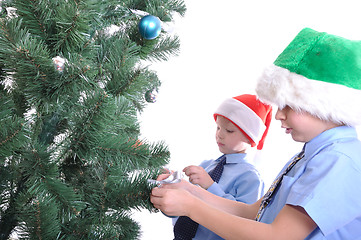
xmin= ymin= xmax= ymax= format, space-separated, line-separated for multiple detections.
xmin=310 ymin=126 xmax=361 ymax=163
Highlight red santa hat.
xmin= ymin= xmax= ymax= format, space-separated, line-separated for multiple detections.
xmin=214 ymin=94 xmax=272 ymax=150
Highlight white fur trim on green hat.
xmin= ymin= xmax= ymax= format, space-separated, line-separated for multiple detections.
xmin=256 ymin=64 xmax=361 ymax=126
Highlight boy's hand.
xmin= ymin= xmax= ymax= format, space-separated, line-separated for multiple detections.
xmin=151 ymin=187 xmax=195 ymax=217
xmin=183 ymin=165 xmax=214 ymax=189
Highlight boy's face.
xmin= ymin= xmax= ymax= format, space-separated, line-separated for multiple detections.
xmin=275 ymin=106 xmax=338 ymax=143
xmin=215 ymin=116 xmax=250 ymax=154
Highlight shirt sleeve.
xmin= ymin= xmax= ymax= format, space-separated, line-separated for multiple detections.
xmin=287 ymin=150 xmax=361 ymax=236
xmin=207 ymin=170 xmax=264 ymax=204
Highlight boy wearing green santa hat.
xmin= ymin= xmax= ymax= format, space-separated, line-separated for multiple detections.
xmin=150 ymin=27 xmax=361 ymax=239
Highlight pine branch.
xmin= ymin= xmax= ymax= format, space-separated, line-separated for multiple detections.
xmin=52 ymin=0 xmax=91 ymax=53
xmin=13 ymin=143 xmax=84 ymax=239
xmin=13 ymin=0 xmax=52 ymax=42
xmin=0 ymin=0 xmax=185 ymax=237
xmin=144 ymin=35 xmax=181 ymax=61
xmin=0 ymin=18 xmax=58 ymax=108
xmin=0 ymin=86 xmax=28 ymax=159
xmin=106 ymin=167 xmax=161 ymax=212
xmin=0 ymin=175 xmax=28 ymax=240
xmin=145 ymin=0 xmax=187 ymax=21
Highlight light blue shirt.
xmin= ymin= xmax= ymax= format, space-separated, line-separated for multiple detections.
xmin=191 ymin=153 xmax=264 ymax=240
xmin=259 ymin=126 xmax=361 ymax=239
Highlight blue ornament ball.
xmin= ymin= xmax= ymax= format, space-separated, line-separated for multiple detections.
xmin=138 ymin=15 xmax=162 ymax=40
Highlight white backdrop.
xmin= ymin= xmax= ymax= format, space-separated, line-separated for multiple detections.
xmin=134 ymin=0 xmax=361 ymax=239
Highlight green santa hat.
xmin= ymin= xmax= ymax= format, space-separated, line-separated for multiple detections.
xmin=256 ymin=27 xmax=361 ymax=126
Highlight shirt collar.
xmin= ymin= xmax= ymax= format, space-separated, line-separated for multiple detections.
xmin=304 ymin=126 xmax=357 ymax=157
xmin=222 ymin=152 xmax=249 ymax=164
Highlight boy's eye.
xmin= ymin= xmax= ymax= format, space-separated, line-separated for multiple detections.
xmin=226 ymin=129 xmax=234 ymax=133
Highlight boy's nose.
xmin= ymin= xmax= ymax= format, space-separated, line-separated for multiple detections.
xmin=216 ymin=130 xmax=224 ymax=139
xmin=275 ymin=108 xmax=285 ymax=120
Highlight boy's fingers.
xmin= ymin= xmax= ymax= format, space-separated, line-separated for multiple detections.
xmin=156 ymin=173 xmax=171 ymax=181
xmin=183 ymin=165 xmax=199 ymax=175
xmin=151 ymin=187 xmax=164 ymax=198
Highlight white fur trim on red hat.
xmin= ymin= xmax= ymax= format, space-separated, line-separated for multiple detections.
xmin=214 ymin=98 xmax=266 ymax=144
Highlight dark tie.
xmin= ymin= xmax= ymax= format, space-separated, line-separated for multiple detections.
xmin=255 ymin=147 xmax=305 ymax=221
xmin=208 ymin=155 xmax=227 ymax=182
xmin=173 ymin=155 xmax=227 ymax=240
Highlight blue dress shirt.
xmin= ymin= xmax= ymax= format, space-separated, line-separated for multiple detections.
xmin=190 ymin=153 xmax=264 ymax=240
xmin=259 ymin=126 xmax=361 ymax=239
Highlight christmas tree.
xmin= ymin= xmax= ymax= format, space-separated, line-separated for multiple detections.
xmin=0 ymin=0 xmax=186 ymax=239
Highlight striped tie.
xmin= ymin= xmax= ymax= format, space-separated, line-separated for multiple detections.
xmin=255 ymin=148 xmax=305 ymax=221
xmin=173 ymin=155 xmax=226 ymax=239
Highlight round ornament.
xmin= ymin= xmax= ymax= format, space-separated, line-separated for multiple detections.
xmin=145 ymin=89 xmax=158 ymax=103
xmin=138 ymin=15 xmax=162 ymax=40
xmin=52 ymin=56 xmax=67 ymax=73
